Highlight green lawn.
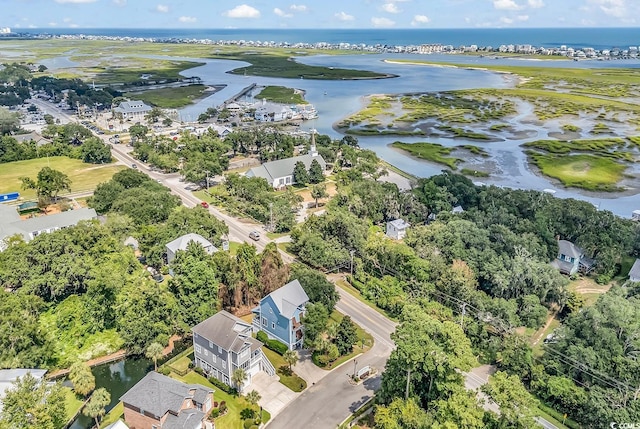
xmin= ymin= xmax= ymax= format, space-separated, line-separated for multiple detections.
xmin=173 ymin=371 xmax=270 ymax=429
xmin=261 ymin=348 xmax=307 ymax=392
xmin=527 ymin=153 xmax=627 ymax=191
xmin=0 ymin=156 xmax=125 ymax=200
xmin=125 ymin=84 xmax=207 ymax=108
xmin=62 ymin=387 xmax=84 ymax=423
xmin=255 ymin=86 xmax=308 ymax=104
xmin=168 ymin=353 xmax=193 ymax=374
xmin=99 ymin=402 xmax=124 ymax=429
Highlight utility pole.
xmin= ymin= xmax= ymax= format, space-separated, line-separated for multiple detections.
xmin=460 ymin=303 xmax=467 ymax=330
xmin=205 ymin=170 xmax=210 ymax=193
xmin=353 ymin=359 xmax=358 ymax=379
xmin=269 ymin=202 xmax=273 ymax=232
xmin=350 ymin=249 xmax=355 ymax=278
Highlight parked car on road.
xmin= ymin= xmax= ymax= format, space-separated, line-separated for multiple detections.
xmin=200 ymin=201 xmax=209 ymax=208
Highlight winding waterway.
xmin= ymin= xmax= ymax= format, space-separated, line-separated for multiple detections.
xmin=174 ymin=53 xmax=640 ymax=217
xmin=42 ymin=51 xmax=640 ymax=216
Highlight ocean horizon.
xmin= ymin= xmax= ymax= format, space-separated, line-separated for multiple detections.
xmin=19 ymin=27 xmax=640 ymax=50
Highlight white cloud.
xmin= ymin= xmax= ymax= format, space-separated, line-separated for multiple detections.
xmin=224 ymin=4 xmax=261 ymax=18
xmin=156 ymin=4 xmax=169 ymax=13
xmin=517 ymin=14 xmax=529 ymax=20
xmin=411 ymin=14 xmax=430 ymax=26
xmin=500 ymin=16 xmax=513 ymax=23
xmin=63 ymin=17 xmax=72 ymax=23
xmin=527 ymin=0 xmax=544 ymax=8
xmin=49 ymin=22 xmax=58 ymax=26
xmin=290 ymin=4 xmax=307 ymax=12
xmin=589 ymin=0 xmax=626 ymax=17
xmin=371 ymin=16 xmax=395 ymax=27
xmin=381 ymin=3 xmax=400 ymax=13
xmin=493 ymin=0 xmax=523 ymax=10
xmin=113 ymin=0 xmax=126 ymax=5
xmin=179 ymin=16 xmax=197 ymax=23
xmin=274 ymin=7 xmax=293 ymax=18
xmin=335 ymin=11 xmax=355 ymax=21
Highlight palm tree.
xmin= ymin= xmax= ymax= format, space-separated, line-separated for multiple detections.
xmin=69 ymin=362 xmax=95 ymax=397
xmin=232 ymin=368 xmax=247 ymax=392
xmin=83 ymin=387 xmax=110 ymax=429
xmin=245 ymin=389 xmax=261 ymax=410
xmin=145 ymin=342 xmax=164 ymax=371
xmin=283 ymin=349 xmax=299 ymax=372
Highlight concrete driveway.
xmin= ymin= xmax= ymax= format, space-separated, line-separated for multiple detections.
xmin=250 ymin=371 xmax=299 ymax=417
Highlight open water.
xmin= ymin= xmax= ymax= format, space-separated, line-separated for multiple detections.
xmin=22 ymin=27 xmax=640 ymax=50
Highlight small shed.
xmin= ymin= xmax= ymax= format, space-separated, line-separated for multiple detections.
xmin=386 ymin=219 xmax=410 ymax=240
xmin=452 ymin=205 xmax=465 ymax=214
xmin=166 ymin=233 xmax=217 ymax=265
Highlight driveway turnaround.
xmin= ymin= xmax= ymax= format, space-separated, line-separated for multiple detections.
xmin=251 ymin=371 xmax=299 ymax=416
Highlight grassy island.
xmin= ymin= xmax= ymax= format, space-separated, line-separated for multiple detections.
xmin=125 ymin=84 xmax=208 ymax=108
xmin=213 ymin=51 xmax=392 ymax=80
xmin=255 ymin=86 xmax=308 ymax=104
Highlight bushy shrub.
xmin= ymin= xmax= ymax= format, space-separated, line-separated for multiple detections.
xmin=219 ymin=401 xmax=227 ymax=413
xmin=266 ymin=339 xmax=288 ymax=355
xmin=240 ymin=408 xmax=256 ymax=419
xmin=207 ymin=377 xmax=238 ymax=396
xmin=159 ymin=366 xmax=171 ymax=376
xmin=256 ymin=331 xmax=268 ymax=343
xmin=210 ymin=409 xmax=220 ymax=418
xmin=194 ymin=366 xmax=204 ymax=375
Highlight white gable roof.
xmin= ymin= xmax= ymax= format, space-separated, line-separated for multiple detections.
xmin=264 ymin=279 xmax=309 ymax=319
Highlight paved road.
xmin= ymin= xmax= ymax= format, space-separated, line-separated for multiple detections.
xmin=266 ymin=283 xmax=397 ymax=429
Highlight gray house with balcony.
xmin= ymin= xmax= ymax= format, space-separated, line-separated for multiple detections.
xmin=192 ymin=311 xmax=274 ymax=390
xmin=551 ymin=239 xmax=594 ymax=275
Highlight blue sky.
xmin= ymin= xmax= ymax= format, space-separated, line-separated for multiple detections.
xmin=2 ymin=0 xmax=638 ymax=29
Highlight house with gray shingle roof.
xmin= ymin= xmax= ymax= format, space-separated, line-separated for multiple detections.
xmin=0 ymin=205 xmax=97 ymax=251
xmin=120 ymin=371 xmax=213 ymax=429
xmin=386 ymin=219 xmax=410 ymax=240
xmin=113 ymin=100 xmax=153 ymax=121
xmin=245 ymin=147 xmax=326 ymax=189
xmin=252 ymin=279 xmax=309 ymax=350
xmin=192 ymin=311 xmax=274 ymax=391
xmin=629 ymin=259 xmax=640 ymax=282
xmin=166 ymin=233 xmax=217 ymax=265
xmin=551 ymin=239 xmax=595 ymax=275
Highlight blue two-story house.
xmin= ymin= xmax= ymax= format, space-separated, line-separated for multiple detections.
xmin=252 ymin=279 xmax=309 ymax=350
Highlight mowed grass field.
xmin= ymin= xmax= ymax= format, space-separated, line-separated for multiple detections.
xmin=0 ymin=157 xmax=125 ymax=200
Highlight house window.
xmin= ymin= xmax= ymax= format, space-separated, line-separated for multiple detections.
xmin=195 ymin=344 xmax=202 ymax=354
xmin=218 ymin=346 xmax=222 ymax=353
xmin=262 ymin=317 xmax=267 ymax=326
xmin=272 ymin=322 xmax=275 ymax=329
xmin=222 ymin=360 xmax=226 ymax=368
xmin=204 ymin=349 xmax=208 ymax=356
xmin=209 ymin=341 xmax=214 ymax=349
xmin=212 ymin=355 xmax=217 ymax=363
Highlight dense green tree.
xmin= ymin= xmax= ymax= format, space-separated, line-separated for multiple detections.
xmin=0 ymin=107 xmax=21 ymax=135
xmin=482 ymin=371 xmax=539 ymax=428
xmin=81 ymin=137 xmax=112 ymax=164
xmin=429 ymin=385 xmax=486 ymax=429
xmin=374 ymin=397 xmax=430 ymax=429
xmin=335 ymin=315 xmax=358 ymax=355
xmin=379 ymin=304 xmax=476 ymax=406
xmin=69 ymin=362 xmax=95 ymax=396
xmin=165 ymin=206 xmax=228 ymax=245
xmin=0 ymin=291 xmax=52 ymax=368
xmin=110 ymin=184 xmax=180 ymax=225
xmin=289 ymin=264 xmax=338 ymax=312
xmin=169 ymin=243 xmax=219 ymax=327
xmin=303 ymin=303 xmax=329 ymax=348
xmin=293 ymin=161 xmax=309 ymax=185
xmin=259 ymin=242 xmax=288 ymax=296
xmin=20 ymin=167 xmax=71 ymax=202
xmin=0 ymin=373 xmax=66 ymax=429
xmin=128 ymin=124 xmax=149 ymax=142
xmin=116 ymin=280 xmax=177 ymax=354
xmin=308 ymin=159 xmax=324 ymax=184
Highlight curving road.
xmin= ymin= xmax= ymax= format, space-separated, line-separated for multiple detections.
xmin=266 ymin=283 xmax=397 ymax=429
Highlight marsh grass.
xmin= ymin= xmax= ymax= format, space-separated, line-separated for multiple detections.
xmin=391 ymin=142 xmax=461 ymax=169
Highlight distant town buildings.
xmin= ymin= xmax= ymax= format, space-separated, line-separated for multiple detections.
xmin=112 ymin=100 xmax=153 ymax=120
